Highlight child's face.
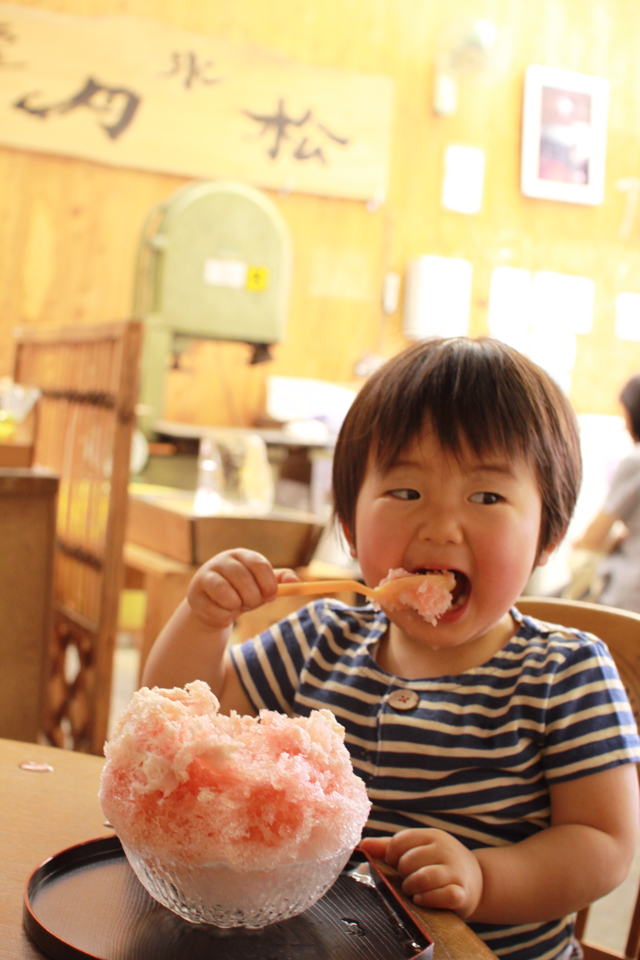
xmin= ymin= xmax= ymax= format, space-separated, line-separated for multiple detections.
xmin=346 ymin=425 xmax=555 ymax=661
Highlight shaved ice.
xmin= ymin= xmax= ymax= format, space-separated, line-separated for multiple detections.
xmin=99 ymin=681 xmax=371 ymax=872
xmin=378 ymin=567 xmax=455 ymax=624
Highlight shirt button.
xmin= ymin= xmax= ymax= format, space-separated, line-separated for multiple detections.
xmin=387 ymin=689 xmax=419 ymax=711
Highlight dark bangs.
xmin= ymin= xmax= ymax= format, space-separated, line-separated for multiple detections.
xmin=333 ymin=337 xmax=582 ymax=556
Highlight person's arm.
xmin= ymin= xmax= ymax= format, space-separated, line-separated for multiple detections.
xmin=141 ymin=549 xmax=299 ymax=715
xmin=575 ymin=450 xmax=640 ymax=553
xmin=360 ymin=762 xmax=639 ymax=923
xmin=573 ymin=509 xmax=619 ymax=552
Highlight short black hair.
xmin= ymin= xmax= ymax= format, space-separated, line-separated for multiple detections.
xmin=620 ymin=374 xmax=640 ymax=442
xmin=332 ymin=337 xmax=582 ymax=560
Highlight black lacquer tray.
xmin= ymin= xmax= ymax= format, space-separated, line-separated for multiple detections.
xmin=24 ymin=837 xmax=434 ymax=960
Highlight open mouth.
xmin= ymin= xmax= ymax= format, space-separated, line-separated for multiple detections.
xmin=449 ymin=571 xmax=469 ymax=609
xmin=415 ymin=568 xmax=469 ymax=611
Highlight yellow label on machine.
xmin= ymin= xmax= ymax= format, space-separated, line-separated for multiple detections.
xmin=246 ymin=266 xmax=269 ymax=291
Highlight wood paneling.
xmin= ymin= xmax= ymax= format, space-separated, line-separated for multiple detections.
xmin=3 ymin=0 xmax=640 ymax=424
xmin=0 ymin=467 xmax=58 ymax=743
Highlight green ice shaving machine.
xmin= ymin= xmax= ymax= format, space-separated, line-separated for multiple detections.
xmin=134 ymin=181 xmax=293 ymax=437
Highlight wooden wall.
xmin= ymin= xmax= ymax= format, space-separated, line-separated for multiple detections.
xmin=3 ymin=0 xmax=640 ymax=426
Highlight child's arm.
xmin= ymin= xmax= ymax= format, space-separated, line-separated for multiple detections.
xmin=361 ymin=762 xmax=639 ymax=923
xmin=141 ymin=548 xmax=299 ymax=714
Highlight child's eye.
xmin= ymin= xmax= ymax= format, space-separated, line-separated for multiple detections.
xmin=469 ymin=492 xmax=503 ymax=505
xmin=389 ymin=489 xmax=420 ymax=500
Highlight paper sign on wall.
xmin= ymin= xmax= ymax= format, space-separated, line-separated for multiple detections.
xmin=403 ymin=256 xmax=472 ymax=339
xmin=488 ymin=265 xmax=595 ymax=394
xmin=441 ymin=145 xmax=485 ymax=214
xmin=615 ymin=292 xmax=640 ymax=341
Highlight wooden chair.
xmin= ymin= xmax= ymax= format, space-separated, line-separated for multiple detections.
xmin=517 ymin=597 xmax=640 ymax=960
xmin=13 ymin=321 xmax=142 ymax=755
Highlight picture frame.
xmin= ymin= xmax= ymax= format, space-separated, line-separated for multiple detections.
xmin=520 ymin=64 xmax=609 ymax=205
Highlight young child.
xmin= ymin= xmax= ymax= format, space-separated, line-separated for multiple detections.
xmin=143 ymin=336 xmax=640 ymax=960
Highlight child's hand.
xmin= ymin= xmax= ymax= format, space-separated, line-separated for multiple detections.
xmin=187 ymin=549 xmax=300 ymax=630
xmin=360 ymin=829 xmax=483 ymax=919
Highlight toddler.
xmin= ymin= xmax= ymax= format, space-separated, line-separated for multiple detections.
xmin=144 ymin=337 xmax=640 ymax=960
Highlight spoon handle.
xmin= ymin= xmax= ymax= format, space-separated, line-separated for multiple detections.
xmin=276 ymin=579 xmax=376 ymax=600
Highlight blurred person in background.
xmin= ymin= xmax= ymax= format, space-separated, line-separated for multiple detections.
xmin=571 ymin=373 xmax=640 ymax=612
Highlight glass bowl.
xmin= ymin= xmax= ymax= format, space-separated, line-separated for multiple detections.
xmin=121 ymin=842 xmax=354 ymax=927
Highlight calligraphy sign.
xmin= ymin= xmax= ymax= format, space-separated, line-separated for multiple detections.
xmin=0 ymin=4 xmax=394 ymax=201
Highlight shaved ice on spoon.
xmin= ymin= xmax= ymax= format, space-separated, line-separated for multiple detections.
xmin=375 ymin=568 xmax=455 ymax=625
xmin=277 ymin=569 xmax=455 ymax=624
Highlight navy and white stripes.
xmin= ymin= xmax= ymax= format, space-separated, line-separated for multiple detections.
xmin=230 ymin=601 xmax=640 ymax=960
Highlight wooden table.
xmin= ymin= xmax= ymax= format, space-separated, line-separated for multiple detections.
xmin=2 ymin=738 xmax=496 ymax=960
xmin=2 ymin=738 xmax=109 ymax=960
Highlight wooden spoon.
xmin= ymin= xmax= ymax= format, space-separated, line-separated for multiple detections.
xmin=277 ymin=572 xmax=453 ymax=608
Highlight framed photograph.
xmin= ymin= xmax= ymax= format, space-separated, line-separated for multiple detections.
xmin=520 ymin=65 xmax=609 ymax=205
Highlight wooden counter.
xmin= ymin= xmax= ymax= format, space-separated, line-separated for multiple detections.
xmin=0 ymin=441 xmax=33 ymax=468
xmin=126 ymin=484 xmax=325 ymax=567
xmin=0 ymin=468 xmax=58 ymax=743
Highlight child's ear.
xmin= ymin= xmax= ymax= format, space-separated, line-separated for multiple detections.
xmin=340 ymin=518 xmax=357 ymax=558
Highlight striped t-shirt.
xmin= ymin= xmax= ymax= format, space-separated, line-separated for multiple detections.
xmin=230 ymin=600 xmax=640 ymax=960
